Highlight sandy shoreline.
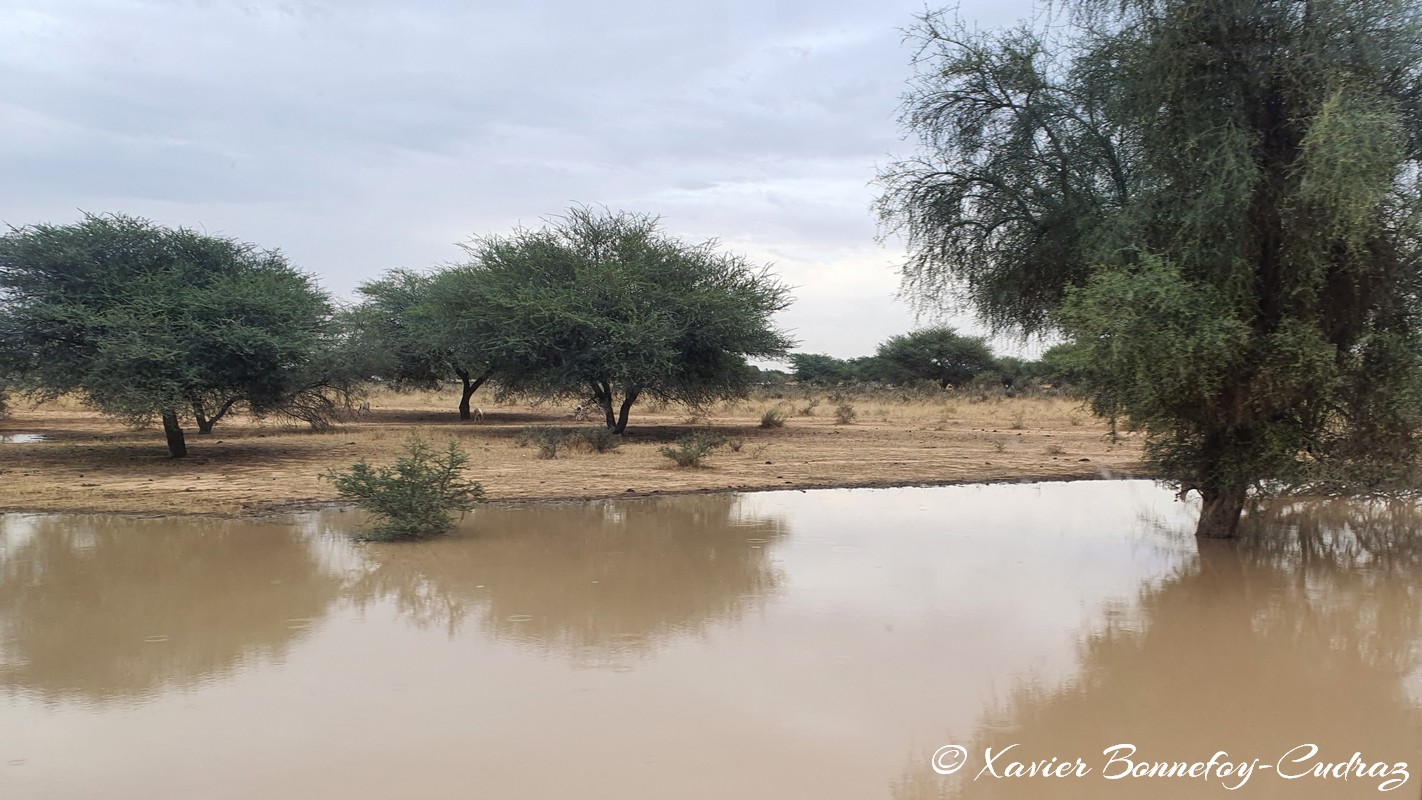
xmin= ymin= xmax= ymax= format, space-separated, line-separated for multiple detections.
xmin=0 ymin=390 xmax=1145 ymax=518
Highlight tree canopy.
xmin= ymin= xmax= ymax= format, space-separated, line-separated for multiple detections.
xmin=348 ymin=269 xmax=494 ymax=420
xmin=874 ymin=326 xmax=996 ymax=388
xmin=431 ymin=207 xmax=794 ymax=433
xmin=878 ymin=0 xmax=1422 ymax=537
xmin=0 ymin=213 xmax=334 ymax=457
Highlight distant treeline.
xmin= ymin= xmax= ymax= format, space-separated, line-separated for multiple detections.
xmin=765 ymin=328 xmax=1085 ymax=392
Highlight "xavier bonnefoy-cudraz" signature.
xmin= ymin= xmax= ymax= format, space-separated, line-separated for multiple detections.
xmin=931 ymin=742 xmax=1411 ymax=792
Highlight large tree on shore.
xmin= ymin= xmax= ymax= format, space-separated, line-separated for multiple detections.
xmin=348 ymin=270 xmax=494 ymax=420
xmin=878 ymin=0 xmax=1422 ymax=537
xmin=0 ymin=214 xmax=334 ymax=457
xmin=434 ymin=207 xmax=794 ymax=433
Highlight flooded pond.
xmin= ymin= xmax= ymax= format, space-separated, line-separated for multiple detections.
xmin=1 ymin=480 xmax=1419 ymax=798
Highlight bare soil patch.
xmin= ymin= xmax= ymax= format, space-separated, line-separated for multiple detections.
xmin=0 ymin=389 xmax=1144 ymax=516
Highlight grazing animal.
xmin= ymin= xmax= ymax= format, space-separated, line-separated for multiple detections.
xmin=573 ymin=404 xmax=588 ymax=421
xmin=357 ymin=400 xmax=371 ymax=415
xmin=472 ymin=407 xmax=485 ymax=423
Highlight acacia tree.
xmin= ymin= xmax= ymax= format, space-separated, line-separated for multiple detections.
xmin=878 ymin=1 xmax=1422 ymax=537
xmin=875 ymin=326 xmax=996 ymax=388
xmin=434 ymin=207 xmax=793 ymax=433
xmin=348 ymin=270 xmax=494 ymax=420
xmin=788 ymin=353 xmax=859 ymax=384
xmin=0 ymin=213 xmax=334 ymax=457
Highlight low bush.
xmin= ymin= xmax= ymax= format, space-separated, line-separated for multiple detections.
xmin=834 ymin=403 xmax=857 ymax=424
xmin=517 ymin=425 xmax=565 ymax=459
xmin=566 ymin=426 xmax=621 ymax=454
xmin=518 ymin=425 xmax=622 ymax=457
xmin=659 ymin=432 xmax=727 ymax=468
xmin=760 ymin=407 xmax=787 ymax=428
xmin=325 ymin=435 xmax=484 ymax=541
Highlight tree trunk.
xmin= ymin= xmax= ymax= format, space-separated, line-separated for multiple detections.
xmin=455 ymin=368 xmax=472 ymax=420
xmin=612 ymin=387 xmax=641 ymax=434
xmin=162 ymin=410 xmax=188 ymax=458
xmin=452 ymin=367 xmax=494 ymax=420
xmin=1195 ymin=486 xmax=1247 ymax=538
xmin=589 ymin=379 xmax=617 ymax=430
xmin=191 ymin=396 xmax=238 ymax=434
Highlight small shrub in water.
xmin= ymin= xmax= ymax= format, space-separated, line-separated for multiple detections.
xmin=326 ymin=436 xmax=484 ymax=541
xmin=659 ymin=432 xmax=727 ymax=468
xmin=760 ymin=408 xmax=787 ymax=428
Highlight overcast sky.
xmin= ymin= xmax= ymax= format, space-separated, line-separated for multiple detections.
xmin=1 ymin=0 xmax=1042 ymax=360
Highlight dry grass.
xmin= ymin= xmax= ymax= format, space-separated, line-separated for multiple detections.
xmin=0 ymin=386 xmax=1143 ymax=516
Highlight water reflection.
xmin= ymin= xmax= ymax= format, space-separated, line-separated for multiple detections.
xmin=2 ymin=485 xmax=1419 ymax=799
xmin=342 ymin=494 xmax=787 ymax=664
xmin=0 ymin=515 xmax=342 ymax=705
xmin=895 ymin=497 xmax=1422 ymax=800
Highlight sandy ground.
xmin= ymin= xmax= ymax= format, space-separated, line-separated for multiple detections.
xmin=0 ymin=388 xmax=1145 ymax=516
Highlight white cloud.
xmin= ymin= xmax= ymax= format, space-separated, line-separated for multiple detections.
xmin=0 ymin=0 xmax=1043 ymax=358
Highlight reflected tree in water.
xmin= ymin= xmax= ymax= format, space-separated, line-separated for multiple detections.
xmin=0 ymin=515 xmax=342 ymax=705
xmin=342 ymin=495 xmax=787 ymax=665
xmin=894 ymin=499 xmax=1422 ymax=799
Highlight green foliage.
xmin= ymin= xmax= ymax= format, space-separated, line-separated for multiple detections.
xmin=346 ymin=270 xmax=453 ymax=392
xmin=0 ymin=213 xmax=334 ymax=456
xmin=789 ymin=352 xmax=894 ymax=385
xmin=348 ymin=269 xmax=494 ymax=419
xmin=760 ymin=407 xmax=787 ymax=428
xmin=429 ymin=206 xmax=794 ymax=433
xmin=789 ymin=353 xmax=857 ymax=384
xmin=834 ymin=403 xmax=857 ymax=424
xmin=874 ymin=326 xmax=996 ymax=389
xmin=326 ymin=436 xmax=484 ymax=541
xmin=748 ymin=366 xmax=792 ymax=386
xmin=880 ymin=1 xmax=1422 ymax=535
xmin=1037 ymin=341 xmax=1093 ymax=387
xmin=659 ymin=432 xmax=728 ymax=468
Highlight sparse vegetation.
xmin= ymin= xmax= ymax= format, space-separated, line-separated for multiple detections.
xmin=518 ymin=424 xmax=622 ymax=458
xmin=518 ymin=426 xmax=565 ymax=459
xmin=659 ymin=432 xmax=728 ymax=468
xmin=325 ymin=435 xmax=484 ymax=541
xmin=0 ymin=385 xmax=1135 ymax=516
xmin=760 ymin=407 xmax=787 ymax=428
xmin=834 ymin=403 xmax=857 ymax=424
xmin=567 ymin=426 xmax=622 ymax=454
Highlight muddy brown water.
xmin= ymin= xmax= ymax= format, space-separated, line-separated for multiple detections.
xmin=0 ymin=481 xmax=1419 ymax=799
